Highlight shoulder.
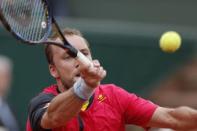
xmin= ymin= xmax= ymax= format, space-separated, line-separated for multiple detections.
xmin=98 ymin=84 xmax=136 ymax=97
xmin=28 ymin=92 xmax=54 ymax=115
xmin=28 ymin=85 xmax=58 ymax=113
xmin=96 ymin=84 xmax=138 ymax=103
xmin=97 ymin=84 xmax=155 ymax=105
xmin=27 ymin=86 xmax=58 ymax=131
xmin=29 ymin=92 xmax=55 ymax=106
xmin=98 ymin=84 xmax=124 ymax=92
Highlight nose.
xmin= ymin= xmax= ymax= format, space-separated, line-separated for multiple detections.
xmin=75 ymin=60 xmax=79 ymax=68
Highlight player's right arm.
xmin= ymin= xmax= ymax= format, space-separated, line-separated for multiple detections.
xmin=35 ymin=60 xmax=106 ymax=130
xmin=28 ymin=87 xmax=87 ymax=131
xmin=40 ymin=88 xmax=84 ymax=128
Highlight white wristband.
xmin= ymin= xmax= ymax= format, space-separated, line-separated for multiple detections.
xmin=73 ymin=78 xmax=95 ymax=100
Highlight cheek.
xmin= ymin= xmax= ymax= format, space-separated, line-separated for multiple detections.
xmin=57 ymin=61 xmax=76 ymax=75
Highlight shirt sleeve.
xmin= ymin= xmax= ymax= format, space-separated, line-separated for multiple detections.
xmin=28 ymin=93 xmax=55 ymax=131
xmin=125 ymin=94 xmax=158 ymax=127
xmin=111 ymin=85 xmax=158 ymax=127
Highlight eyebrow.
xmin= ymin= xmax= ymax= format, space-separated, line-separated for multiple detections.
xmin=63 ymin=48 xmax=90 ymax=57
xmin=79 ymin=48 xmax=90 ymax=52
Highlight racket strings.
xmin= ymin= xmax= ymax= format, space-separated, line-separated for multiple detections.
xmin=1 ymin=0 xmax=49 ymax=42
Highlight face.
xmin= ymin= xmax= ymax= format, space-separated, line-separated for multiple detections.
xmin=49 ymin=35 xmax=92 ymax=90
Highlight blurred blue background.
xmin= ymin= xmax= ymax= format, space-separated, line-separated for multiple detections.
xmin=0 ymin=0 xmax=197 ymax=130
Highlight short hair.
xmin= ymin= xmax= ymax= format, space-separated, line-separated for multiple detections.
xmin=45 ymin=28 xmax=89 ymax=64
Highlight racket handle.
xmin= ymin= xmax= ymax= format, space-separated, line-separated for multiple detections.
xmin=76 ymin=51 xmax=93 ymax=68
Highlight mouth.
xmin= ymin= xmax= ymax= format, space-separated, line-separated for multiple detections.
xmin=76 ymin=73 xmax=80 ymax=77
xmin=73 ymin=73 xmax=81 ymax=82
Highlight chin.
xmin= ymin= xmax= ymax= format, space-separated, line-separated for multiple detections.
xmin=74 ymin=76 xmax=80 ymax=82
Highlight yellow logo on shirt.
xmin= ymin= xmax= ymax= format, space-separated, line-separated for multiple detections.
xmin=81 ymin=94 xmax=106 ymax=111
xmin=98 ymin=94 xmax=106 ymax=103
xmin=81 ymin=100 xmax=89 ymax=111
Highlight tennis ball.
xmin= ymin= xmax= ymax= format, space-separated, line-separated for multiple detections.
xmin=159 ymin=31 xmax=182 ymax=53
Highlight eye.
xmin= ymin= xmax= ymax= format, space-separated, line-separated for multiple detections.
xmin=83 ymin=52 xmax=89 ymax=56
xmin=82 ymin=51 xmax=90 ymax=56
xmin=63 ymin=55 xmax=72 ymax=60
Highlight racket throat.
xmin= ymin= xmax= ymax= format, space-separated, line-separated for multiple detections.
xmin=67 ymin=47 xmax=78 ymax=58
xmin=51 ymin=17 xmax=78 ymax=58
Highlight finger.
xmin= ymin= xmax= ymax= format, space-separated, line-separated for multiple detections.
xmin=94 ymin=66 xmax=104 ymax=75
xmin=81 ymin=65 xmax=106 ymax=80
xmin=81 ymin=59 xmax=101 ymax=74
xmin=92 ymin=59 xmax=100 ymax=67
xmin=101 ymin=70 xmax=107 ymax=79
xmin=80 ymin=64 xmax=97 ymax=76
xmin=97 ymin=68 xmax=107 ymax=79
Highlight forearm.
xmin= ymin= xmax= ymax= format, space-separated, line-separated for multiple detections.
xmin=170 ymin=106 xmax=197 ymax=130
xmin=150 ymin=90 xmax=197 ymax=108
xmin=41 ymin=88 xmax=84 ymax=128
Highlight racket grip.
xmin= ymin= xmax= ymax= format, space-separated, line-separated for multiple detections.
xmin=76 ymin=51 xmax=93 ymax=68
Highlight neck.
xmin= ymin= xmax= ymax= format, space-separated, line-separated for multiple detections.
xmin=57 ymin=83 xmax=66 ymax=93
xmin=56 ymin=79 xmax=70 ymax=93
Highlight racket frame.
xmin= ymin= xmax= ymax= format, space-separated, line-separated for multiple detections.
xmin=0 ymin=0 xmax=91 ymax=67
xmin=0 ymin=0 xmax=52 ymax=44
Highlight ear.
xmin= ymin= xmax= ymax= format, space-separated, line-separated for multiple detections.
xmin=49 ymin=64 xmax=59 ymax=78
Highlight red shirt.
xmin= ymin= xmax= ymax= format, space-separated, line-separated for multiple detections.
xmin=26 ymin=84 xmax=157 ymax=131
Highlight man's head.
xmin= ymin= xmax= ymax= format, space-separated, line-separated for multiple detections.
xmin=0 ymin=55 xmax=13 ymax=98
xmin=45 ymin=28 xmax=92 ymax=91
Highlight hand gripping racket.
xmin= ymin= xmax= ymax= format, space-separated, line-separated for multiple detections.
xmin=0 ymin=0 xmax=91 ymax=67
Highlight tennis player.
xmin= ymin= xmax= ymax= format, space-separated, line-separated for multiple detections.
xmin=26 ymin=28 xmax=197 ymax=131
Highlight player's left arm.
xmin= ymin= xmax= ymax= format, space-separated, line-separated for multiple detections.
xmin=147 ymin=106 xmax=197 ymax=130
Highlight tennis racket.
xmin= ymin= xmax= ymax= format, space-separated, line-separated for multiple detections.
xmin=0 ymin=0 xmax=91 ymax=67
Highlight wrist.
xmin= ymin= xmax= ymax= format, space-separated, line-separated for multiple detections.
xmin=73 ymin=78 xmax=95 ymax=100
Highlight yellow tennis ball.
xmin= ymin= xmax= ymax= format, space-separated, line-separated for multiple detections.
xmin=159 ymin=31 xmax=182 ymax=53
